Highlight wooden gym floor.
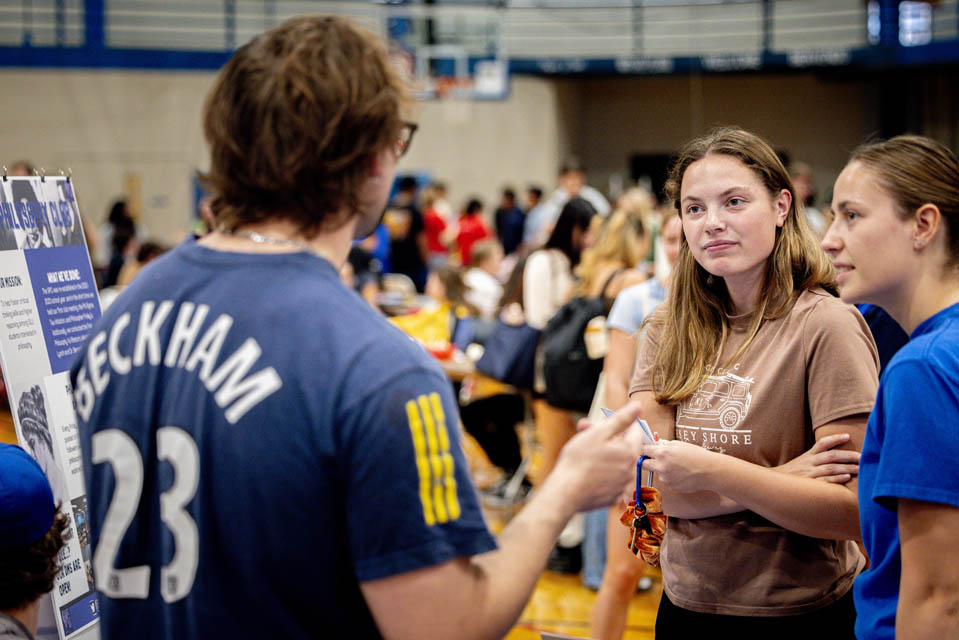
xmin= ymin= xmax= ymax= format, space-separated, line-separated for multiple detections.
xmin=505 ymin=569 xmax=660 ymax=640
xmin=480 ymin=499 xmax=660 ymax=640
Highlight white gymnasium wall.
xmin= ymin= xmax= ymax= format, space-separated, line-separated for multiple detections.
xmin=0 ymin=70 xmax=574 ymax=247
xmin=0 ymin=69 xmax=213 ymax=248
xmin=6 ymin=68 xmax=939 ymax=251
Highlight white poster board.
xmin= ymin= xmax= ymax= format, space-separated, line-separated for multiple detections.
xmin=0 ymin=176 xmax=101 ymax=639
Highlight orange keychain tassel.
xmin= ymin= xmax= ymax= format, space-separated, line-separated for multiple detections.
xmin=620 ymin=456 xmax=667 ymax=566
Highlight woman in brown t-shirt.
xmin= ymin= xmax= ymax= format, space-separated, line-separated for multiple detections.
xmin=632 ymin=128 xmax=879 ymax=637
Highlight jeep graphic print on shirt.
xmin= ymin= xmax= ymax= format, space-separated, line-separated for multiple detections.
xmin=675 ymin=368 xmax=753 ymax=453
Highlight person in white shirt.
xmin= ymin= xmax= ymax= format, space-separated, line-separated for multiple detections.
xmin=463 ymin=239 xmax=504 ymax=321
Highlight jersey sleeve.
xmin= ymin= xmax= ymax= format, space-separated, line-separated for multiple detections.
xmin=804 ymin=299 xmax=879 ymax=428
xmin=870 ymin=358 xmax=959 ymax=510
xmin=338 ymin=364 xmax=497 ymax=583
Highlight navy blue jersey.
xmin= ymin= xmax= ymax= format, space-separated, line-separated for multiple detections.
xmin=70 ymin=238 xmax=496 ymax=639
xmin=856 ymin=303 xmax=909 ymax=376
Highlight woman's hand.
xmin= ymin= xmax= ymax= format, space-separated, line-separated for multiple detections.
xmin=775 ymin=433 xmax=860 ymax=484
xmin=640 ymin=440 xmax=722 ymax=494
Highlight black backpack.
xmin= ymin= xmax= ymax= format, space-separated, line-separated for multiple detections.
xmin=542 ymin=270 xmax=622 ymax=412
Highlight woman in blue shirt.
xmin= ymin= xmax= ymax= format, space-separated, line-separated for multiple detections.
xmin=821 ymin=135 xmax=959 ymax=640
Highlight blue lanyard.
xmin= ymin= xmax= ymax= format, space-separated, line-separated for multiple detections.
xmin=636 ymin=455 xmax=647 ymax=500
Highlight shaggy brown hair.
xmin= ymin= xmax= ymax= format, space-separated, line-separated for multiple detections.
xmin=0 ymin=511 xmax=69 ymax=611
xmin=651 ymin=127 xmax=837 ymax=405
xmin=201 ymin=15 xmax=410 ymax=237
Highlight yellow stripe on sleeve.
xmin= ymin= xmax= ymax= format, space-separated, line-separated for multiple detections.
xmin=406 ymin=400 xmax=436 ymax=526
xmin=429 ymin=392 xmax=461 ymax=521
xmin=418 ymin=395 xmax=449 ymax=523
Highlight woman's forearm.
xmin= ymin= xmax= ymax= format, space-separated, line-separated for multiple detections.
xmin=643 ymin=417 xmax=866 ymax=538
xmin=605 ymin=377 xmax=628 ymax=415
xmin=707 ymin=454 xmax=860 ymax=540
xmin=659 ymin=483 xmax=744 ymax=519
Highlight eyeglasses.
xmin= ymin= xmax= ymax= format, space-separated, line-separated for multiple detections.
xmin=396 ymin=122 xmax=418 ymax=158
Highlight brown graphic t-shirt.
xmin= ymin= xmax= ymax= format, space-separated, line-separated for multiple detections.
xmin=630 ymin=288 xmax=879 ymax=616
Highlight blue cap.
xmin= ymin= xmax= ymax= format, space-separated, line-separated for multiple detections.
xmin=0 ymin=443 xmax=56 ymax=549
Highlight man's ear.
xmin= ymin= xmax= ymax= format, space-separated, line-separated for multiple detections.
xmin=368 ymin=150 xmax=389 ymax=178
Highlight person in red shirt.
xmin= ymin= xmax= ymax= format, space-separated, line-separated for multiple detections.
xmin=423 ymin=183 xmax=451 ymax=265
xmin=455 ymin=198 xmax=492 ymax=266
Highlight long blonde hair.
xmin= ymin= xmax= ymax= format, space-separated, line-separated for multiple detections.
xmin=573 ymin=207 xmax=649 ymax=296
xmin=651 ymin=127 xmax=836 ymax=405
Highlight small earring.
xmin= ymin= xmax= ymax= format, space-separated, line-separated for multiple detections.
xmin=914 ymin=240 xmax=923 ymax=250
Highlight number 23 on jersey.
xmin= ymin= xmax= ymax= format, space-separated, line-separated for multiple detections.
xmin=92 ymin=427 xmax=200 ymax=603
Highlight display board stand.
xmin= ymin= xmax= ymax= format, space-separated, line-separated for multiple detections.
xmin=0 ymin=175 xmax=101 ymax=640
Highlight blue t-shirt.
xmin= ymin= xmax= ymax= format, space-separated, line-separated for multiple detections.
xmin=606 ymin=277 xmax=667 ymax=335
xmin=854 ymin=303 xmax=959 ymax=640
xmin=70 ymin=238 xmax=496 ymax=639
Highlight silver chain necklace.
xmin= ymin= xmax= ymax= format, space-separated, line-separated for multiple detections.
xmin=221 ymin=228 xmax=319 ymax=256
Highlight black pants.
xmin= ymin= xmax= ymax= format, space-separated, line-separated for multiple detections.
xmin=458 ymin=393 xmax=524 ymax=474
xmin=655 ymin=589 xmax=856 ymax=639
